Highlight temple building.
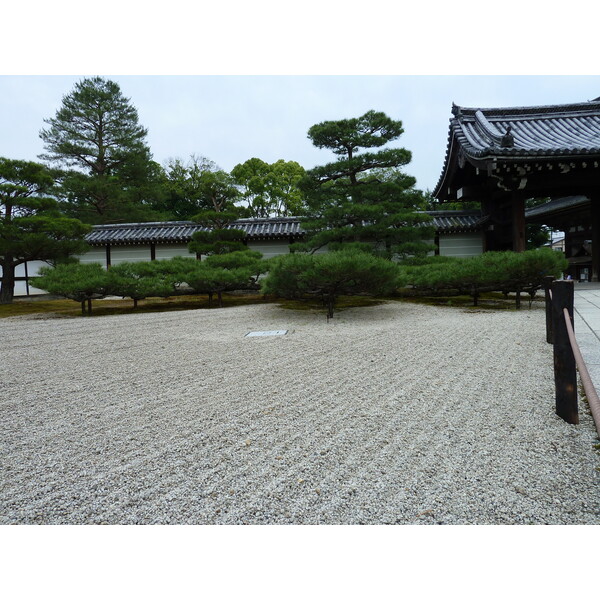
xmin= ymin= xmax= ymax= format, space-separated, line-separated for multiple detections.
xmin=433 ymin=98 xmax=600 ymax=277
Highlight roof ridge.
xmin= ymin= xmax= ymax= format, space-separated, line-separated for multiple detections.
xmin=453 ymin=99 xmax=600 ymax=116
xmin=92 ymin=221 xmax=196 ymax=229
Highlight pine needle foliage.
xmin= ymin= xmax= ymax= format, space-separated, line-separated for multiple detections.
xmin=33 ymin=262 xmax=109 ymax=315
xmin=0 ymin=157 xmax=90 ymax=304
xmin=262 ymin=250 xmax=402 ymax=318
xmin=294 ymin=110 xmax=435 ymax=258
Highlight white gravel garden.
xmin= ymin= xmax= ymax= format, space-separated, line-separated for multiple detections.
xmin=1 ymin=300 xmax=599 ymax=524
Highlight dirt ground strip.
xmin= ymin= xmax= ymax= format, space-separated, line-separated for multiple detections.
xmin=1 ymin=301 xmax=599 ymax=524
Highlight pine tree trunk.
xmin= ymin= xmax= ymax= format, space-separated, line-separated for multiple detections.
xmin=133 ymin=298 xmax=138 ymax=309
xmin=218 ymin=291 xmax=223 ymax=307
xmin=81 ymin=301 xmax=86 ymax=315
xmin=87 ymin=298 xmax=92 ymax=315
xmin=0 ymin=262 xmax=16 ymax=304
xmin=327 ymin=294 xmax=335 ymax=319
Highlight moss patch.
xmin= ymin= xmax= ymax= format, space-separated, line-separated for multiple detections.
xmin=394 ymin=290 xmax=546 ymax=311
xmin=2 ymin=293 xmax=271 ymax=319
xmin=274 ymin=295 xmax=385 ymax=313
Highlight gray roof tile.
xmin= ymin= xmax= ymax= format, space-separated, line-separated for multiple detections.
xmin=434 ymin=99 xmax=600 ymax=197
xmin=86 ymin=214 xmax=485 ymax=245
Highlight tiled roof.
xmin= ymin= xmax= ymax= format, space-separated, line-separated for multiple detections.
xmin=427 ymin=211 xmax=488 ymax=233
xmin=86 ymin=213 xmax=486 ymax=245
xmin=434 ymin=99 xmax=600 ymax=197
xmin=86 ymin=218 xmax=303 ymax=245
xmin=86 ymin=221 xmax=203 ymax=244
xmin=233 ymin=217 xmax=302 ymax=237
xmin=451 ymin=100 xmax=600 ymax=159
xmin=525 ymin=195 xmax=590 ymax=220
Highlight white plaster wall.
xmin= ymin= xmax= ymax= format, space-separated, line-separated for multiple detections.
xmin=439 ymin=233 xmax=484 ymax=258
xmin=155 ymin=244 xmax=195 ymax=260
xmin=76 ymin=247 xmax=107 ymax=267
xmin=110 ymin=246 xmax=152 ymax=265
xmin=2 ymin=260 xmax=52 ymax=296
xmin=247 ymin=240 xmax=292 ymax=259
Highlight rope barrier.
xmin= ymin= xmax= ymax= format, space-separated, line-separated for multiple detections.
xmin=563 ymin=307 xmax=600 ymax=437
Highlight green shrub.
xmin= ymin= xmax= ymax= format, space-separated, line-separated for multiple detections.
xmin=106 ymin=261 xmax=177 ymax=308
xmin=33 ymin=262 xmax=109 ymax=315
xmin=403 ymin=248 xmax=568 ymax=307
xmin=262 ymin=250 xmax=402 ymax=318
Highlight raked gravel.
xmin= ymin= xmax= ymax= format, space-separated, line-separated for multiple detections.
xmin=1 ymin=300 xmax=599 ymax=525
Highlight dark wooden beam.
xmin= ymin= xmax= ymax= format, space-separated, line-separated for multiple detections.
xmin=511 ymin=193 xmax=526 ymax=252
xmin=591 ymin=194 xmax=600 ymax=281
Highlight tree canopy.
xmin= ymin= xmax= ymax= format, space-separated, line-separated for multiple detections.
xmin=295 ymin=110 xmax=434 ymax=258
xmin=156 ymin=155 xmax=232 ymax=220
xmin=33 ymin=262 xmax=108 ymax=315
xmin=40 ymin=76 xmax=165 ymax=224
xmin=231 ymin=157 xmax=307 ymax=217
xmin=0 ymin=157 xmax=90 ymax=304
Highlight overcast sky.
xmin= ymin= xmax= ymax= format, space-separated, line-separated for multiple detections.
xmin=1 ymin=75 xmax=599 ymax=193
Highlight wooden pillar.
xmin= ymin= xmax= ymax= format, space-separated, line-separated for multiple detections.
xmin=591 ymin=194 xmax=600 ymax=282
xmin=511 ymin=193 xmax=526 ymax=252
xmin=551 ymin=280 xmax=578 ymax=424
xmin=544 ymin=275 xmax=554 ymax=344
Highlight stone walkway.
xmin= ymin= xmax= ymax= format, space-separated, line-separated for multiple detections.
xmin=574 ymin=282 xmax=600 ymax=393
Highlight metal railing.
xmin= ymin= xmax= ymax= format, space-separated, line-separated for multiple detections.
xmin=544 ymin=276 xmax=600 ymax=436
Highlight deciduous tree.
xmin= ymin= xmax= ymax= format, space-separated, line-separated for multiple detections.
xmin=231 ymin=158 xmax=307 ymax=217
xmin=157 ymin=155 xmax=225 ymax=220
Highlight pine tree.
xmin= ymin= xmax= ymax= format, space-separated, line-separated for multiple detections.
xmin=262 ymin=250 xmax=401 ymax=318
xmin=0 ymin=158 xmax=90 ymax=304
xmin=40 ymin=77 xmax=164 ymax=224
xmin=33 ymin=262 xmax=109 ymax=315
xmin=296 ymin=110 xmax=434 ymax=258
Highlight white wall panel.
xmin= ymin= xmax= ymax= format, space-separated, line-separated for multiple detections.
xmin=247 ymin=240 xmax=291 ymax=259
xmin=155 ymin=244 xmax=195 ymax=260
xmin=77 ymin=248 xmax=107 ymax=267
xmin=110 ymin=246 xmax=151 ymax=265
xmin=13 ymin=280 xmax=28 ymax=296
xmin=439 ymin=233 xmax=484 ymax=258
xmin=20 ymin=260 xmax=49 ymax=277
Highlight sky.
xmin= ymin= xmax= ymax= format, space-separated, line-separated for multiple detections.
xmin=1 ymin=75 xmax=599 ymax=193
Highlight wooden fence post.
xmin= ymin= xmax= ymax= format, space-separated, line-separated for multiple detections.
xmin=551 ymin=280 xmax=579 ymax=424
xmin=544 ymin=275 xmax=554 ymax=344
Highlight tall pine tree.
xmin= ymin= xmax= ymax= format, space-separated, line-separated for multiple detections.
xmin=40 ymin=77 xmax=165 ymax=224
xmin=296 ymin=110 xmax=434 ymax=258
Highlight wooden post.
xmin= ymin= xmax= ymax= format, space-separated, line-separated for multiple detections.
xmin=591 ymin=194 xmax=600 ymax=282
xmin=544 ymin=275 xmax=554 ymax=344
xmin=551 ymin=280 xmax=579 ymax=424
xmin=511 ymin=193 xmax=526 ymax=252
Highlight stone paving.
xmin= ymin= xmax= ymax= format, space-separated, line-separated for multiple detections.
xmin=574 ymin=282 xmax=600 ymax=394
